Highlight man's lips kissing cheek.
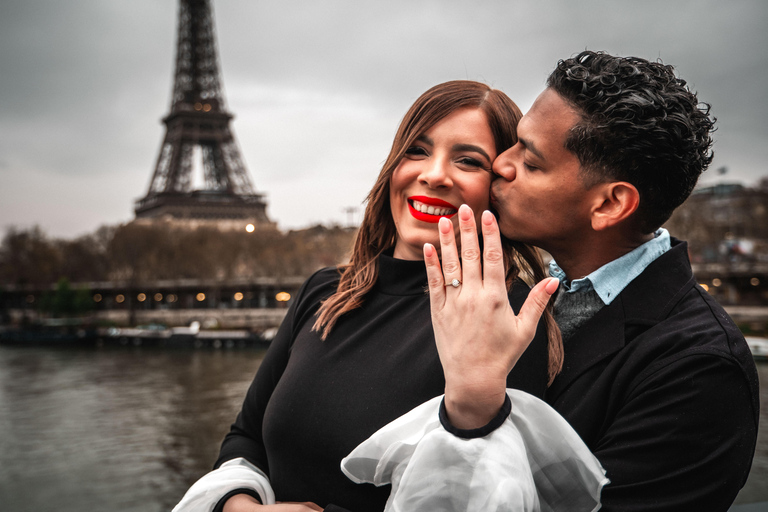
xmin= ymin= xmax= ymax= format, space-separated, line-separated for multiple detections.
xmin=407 ymin=195 xmax=458 ymax=223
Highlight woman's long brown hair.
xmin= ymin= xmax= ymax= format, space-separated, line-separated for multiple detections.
xmin=313 ymin=81 xmax=563 ymax=384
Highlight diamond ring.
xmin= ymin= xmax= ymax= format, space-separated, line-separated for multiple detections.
xmin=449 ymin=278 xmax=461 ymax=288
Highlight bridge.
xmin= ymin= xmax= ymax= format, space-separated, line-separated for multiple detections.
xmin=2 ymin=261 xmax=765 ymax=332
xmin=2 ymin=276 xmax=307 ymax=331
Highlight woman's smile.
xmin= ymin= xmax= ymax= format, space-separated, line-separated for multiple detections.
xmin=407 ymin=196 xmax=458 ymax=223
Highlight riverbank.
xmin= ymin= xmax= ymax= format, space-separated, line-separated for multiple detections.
xmin=727 ymin=305 xmax=768 ymax=336
xmin=7 ymin=306 xmax=290 ymax=331
xmin=0 ymin=322 xmax=272 ymax=349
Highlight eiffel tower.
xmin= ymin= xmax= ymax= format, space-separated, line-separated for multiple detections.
xmin=135 ymin=0 xmax=272 ymax=227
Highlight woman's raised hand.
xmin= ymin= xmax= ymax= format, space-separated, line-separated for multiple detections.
xmin=423 ymin=204 xmax=559 ymax=430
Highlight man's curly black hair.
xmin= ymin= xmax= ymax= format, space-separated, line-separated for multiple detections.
xmin=547 ymin=50 xmax=716 ymax=233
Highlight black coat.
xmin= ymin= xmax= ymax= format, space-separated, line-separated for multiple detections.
xmin=546 ymin=239 xmax=760 ymax=511
xmin=214 ymin=255 xmax=549 ymax=512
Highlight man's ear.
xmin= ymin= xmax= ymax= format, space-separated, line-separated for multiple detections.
xmin=590 ymin=182 xmax=640 ymax=231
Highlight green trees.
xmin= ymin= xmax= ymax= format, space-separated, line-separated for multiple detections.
xmin=38 ymin=278 xmax=93 ymax=317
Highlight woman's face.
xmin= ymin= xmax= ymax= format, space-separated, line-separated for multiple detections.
xmin=390 ymin=107 xmax=496 ymax=260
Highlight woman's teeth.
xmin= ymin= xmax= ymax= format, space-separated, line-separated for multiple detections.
xmin=411 ymin=200 xmax=456 ymax=216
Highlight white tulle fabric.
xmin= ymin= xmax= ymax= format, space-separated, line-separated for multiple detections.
xmin=341 ymin=389 xmax=608 ymax=512
xmin=171 ymin=457 xmax=276 ymax=512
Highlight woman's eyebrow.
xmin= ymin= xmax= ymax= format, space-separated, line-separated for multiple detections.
xmin=452 ymin=143 xmax=491 ymax=161
xmin=415 ymin=134 xmax=433 ymax=146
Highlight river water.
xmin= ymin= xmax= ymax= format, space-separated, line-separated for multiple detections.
xmin=0 ymin=345 xmax=765 ymax=511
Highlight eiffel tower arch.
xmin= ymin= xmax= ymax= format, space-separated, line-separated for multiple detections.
xmin=135 ymin=0 xmax=273 ymax=228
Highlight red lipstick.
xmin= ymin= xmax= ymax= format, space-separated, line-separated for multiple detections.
xmin=407 ymin=196 xmax=458 ymax=223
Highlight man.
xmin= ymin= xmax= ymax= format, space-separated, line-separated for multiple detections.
xmin=427 ymin=51 xmax=759 ymax=511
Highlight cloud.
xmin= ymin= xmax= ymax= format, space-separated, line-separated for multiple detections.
xmin=0 ymin=0 xmax=766 ymax=237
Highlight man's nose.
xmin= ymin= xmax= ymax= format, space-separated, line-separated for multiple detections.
xmin=492 ymin=146 xmax=517 ymax=181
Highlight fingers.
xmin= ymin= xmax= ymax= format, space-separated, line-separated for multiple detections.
xmin=271 ymin=503 xmax=324 ymax=512
xmin=438 ymin=216 xmax=462 ymax=286
xmin=516 ymin=277 xmax=560 ymax=336
xmin=424 ymin=242 xmax=445 ymax=309
xmin=480 ymin=210 xmax=507 ymax=293
xmin=457 ymin=204 xmax=482 ymax=288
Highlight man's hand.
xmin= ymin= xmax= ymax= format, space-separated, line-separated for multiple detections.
xmin=223 ymin=494 xmax=323 ymax=512
xmin=424 ymin=205 xmax=559 ymax=430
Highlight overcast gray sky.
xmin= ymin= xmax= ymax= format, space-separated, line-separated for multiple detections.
xmin=1 ymin=0 xmax=766 ymax=238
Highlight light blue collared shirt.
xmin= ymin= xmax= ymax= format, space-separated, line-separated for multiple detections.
xmin=549 ymin=228 xmax=671 ymax=305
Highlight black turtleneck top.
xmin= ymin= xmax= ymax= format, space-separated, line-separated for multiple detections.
xmin=215 ymin=253 xmax=549 ymax=512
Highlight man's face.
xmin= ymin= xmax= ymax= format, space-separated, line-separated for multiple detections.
xmin=491 ymin=88 xmax=601 ymax=253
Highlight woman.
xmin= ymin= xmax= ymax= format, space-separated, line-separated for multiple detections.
xmin=174 ymin=81 xmax=562 ymax=512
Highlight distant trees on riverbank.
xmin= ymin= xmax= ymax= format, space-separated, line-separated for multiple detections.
xmin=0 ymin=222 xmax=357 ymax=287
xmin=3 ymin=178 xmax=767 ymax=289
xmin=665 ymin=179 xmax=768 ymax=263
